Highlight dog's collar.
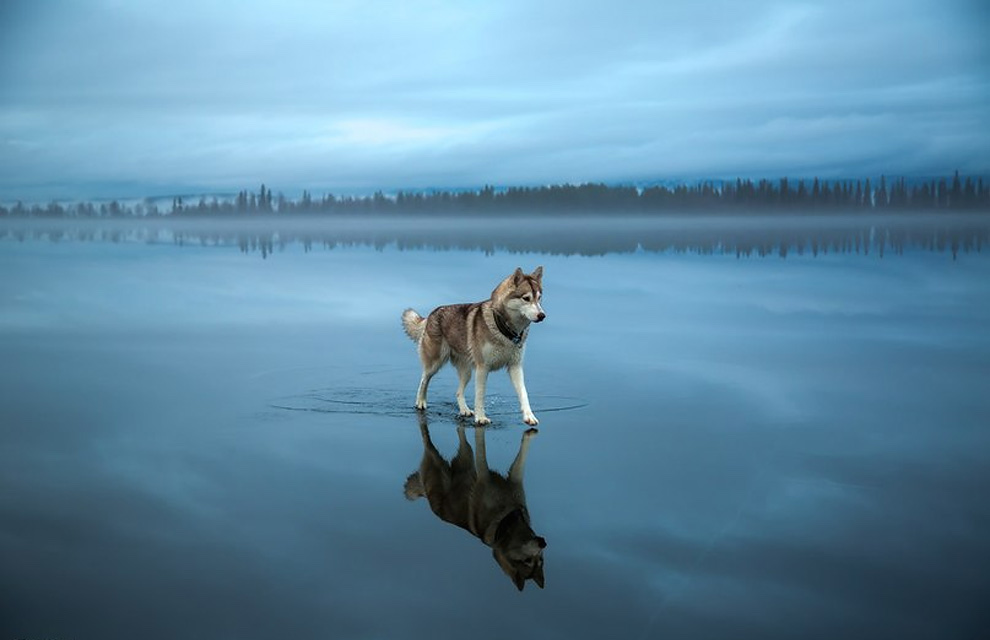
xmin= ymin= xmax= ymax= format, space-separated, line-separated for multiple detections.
xmin=493 ymin=311 xmax=525 ymax=346
xmin=483 ymin=507 xmax=526 ymax=545
xmin=492 ymin=508 xmax=526 ymax=542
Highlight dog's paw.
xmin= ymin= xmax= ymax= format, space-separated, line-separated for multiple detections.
xmin=474 ymin=415 xmax=491 ymax=426
xmin=414 ymin=401 xmax=427 ymax=411
xmin=458 ymin=408 xmax=475 ymax=418
xmin=523 ymin=413 xmax=539 ymax=426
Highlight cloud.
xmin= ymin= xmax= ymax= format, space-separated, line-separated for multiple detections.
xmin=1 ymin=0 xmax=987 ymax=199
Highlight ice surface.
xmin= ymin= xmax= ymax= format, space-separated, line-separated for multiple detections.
xmin=2 ymin=219 xmax=989 ymax=639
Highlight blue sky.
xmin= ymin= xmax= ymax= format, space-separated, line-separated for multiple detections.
xmin=1 ymin=0 xmax=988 ymax=200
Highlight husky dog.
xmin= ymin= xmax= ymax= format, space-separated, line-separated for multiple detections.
xmin=405 ymin=415 xmax=546 ymax=591
xmin=401 ymin=266 xmax=545 ymax=426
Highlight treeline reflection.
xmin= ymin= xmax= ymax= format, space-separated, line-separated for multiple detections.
xmin=2 ymin=214 xmax=987 ymax=259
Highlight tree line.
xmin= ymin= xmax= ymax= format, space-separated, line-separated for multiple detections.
xmin=2 ymin=173 xmax=988 ymax=218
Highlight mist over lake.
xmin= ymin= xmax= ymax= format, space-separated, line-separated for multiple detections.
xmin=3 ymin=211 xmax=988 ymax=258
xmin=2 ymin=215 xmax=988 ymax=639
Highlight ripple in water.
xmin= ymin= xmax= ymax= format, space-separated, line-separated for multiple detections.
xmin=270 ymin=387 xmax=588 ymax=422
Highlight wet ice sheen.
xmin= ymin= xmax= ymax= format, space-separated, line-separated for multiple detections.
xmin=1 ymin=218 xmax=989 ymax=639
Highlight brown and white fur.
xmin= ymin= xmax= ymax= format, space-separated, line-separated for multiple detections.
xmin=402 ymin=266 xmax=545 ymax=426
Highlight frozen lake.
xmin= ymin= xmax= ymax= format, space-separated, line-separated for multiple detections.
xmin=2 ymin=216 xmax=989 ymax=638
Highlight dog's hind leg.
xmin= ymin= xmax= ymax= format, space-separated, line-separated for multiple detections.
xmin=417 ymin=412 xmax=437 ymax=449
xmin=415 ymin=364 xmax=440 ymax=410
xmin=454 ymin=361 xmax=474 ymax=417
xmin=415 ymin=334 xmax=448 ymax=411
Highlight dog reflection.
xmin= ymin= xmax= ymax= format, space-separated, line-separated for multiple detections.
xmin=404 ymin=415 xmax=546 ymax=591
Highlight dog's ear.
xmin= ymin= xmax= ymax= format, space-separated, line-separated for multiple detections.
xmin=512 ymin=267 xmax=525 ymax=285
xmin=531 ymin=266 xmax=543 ymax=282
xmin=513 ymin=572 xmax=526 ymax=591
xmin=533 ymin=561 xmax=545 ymax=589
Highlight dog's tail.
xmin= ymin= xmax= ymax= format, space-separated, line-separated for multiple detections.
xmin=402 ymin=308 xmax=426 ymax=342
xmin=403 ymin=471 xmax=425 ymax=500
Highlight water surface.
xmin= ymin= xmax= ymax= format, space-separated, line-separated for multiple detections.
xmin=2 ymin=218 xmax=989 ymax=639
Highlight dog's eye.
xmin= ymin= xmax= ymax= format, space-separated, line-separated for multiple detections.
xmin=522 ymin=294 xmax=532 ymax=302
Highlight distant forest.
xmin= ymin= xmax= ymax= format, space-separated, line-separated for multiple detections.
xmin=2 ymin=172 xmax=989 ymax=218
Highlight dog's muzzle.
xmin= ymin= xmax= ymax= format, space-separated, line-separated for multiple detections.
xmin=535 ymin=312 xmax=546 ymax=322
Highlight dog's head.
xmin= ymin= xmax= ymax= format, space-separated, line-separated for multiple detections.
xmin=493 ymin=266 xmax=545 ymax=324
xmin=493 ymin=530 xmax=547 ymax=591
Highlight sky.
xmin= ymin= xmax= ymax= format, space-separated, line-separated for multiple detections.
xmin=1 ymin=0 xmax=988 ymax=201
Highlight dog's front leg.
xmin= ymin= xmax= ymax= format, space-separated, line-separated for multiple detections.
xmin=508 ymin=363 xmax=538 ymax=426
xmin=455 ymin=363 xmax=474 ymax=417
xmin=509 ymin=427 xmax=538 ymax=484
xmin=473 ymin=425 xmax=489 ymax=475
xmin=473 ymin=366 xmax=491 ymax=425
